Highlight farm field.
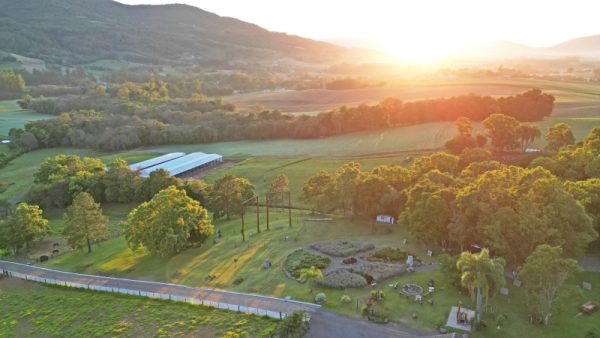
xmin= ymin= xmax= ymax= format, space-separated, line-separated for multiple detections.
xmin=142 ymin=115 xmax=600 ymax=158
xmin=0 ymin=278 xmax=277 ymax=337
xmin=0 ymin=100 xmax=53 ymax=138
xmin=39 ymin=207 xmax=600 ymax=338
xmin=226 ymin=78 xmax=600 ymax=113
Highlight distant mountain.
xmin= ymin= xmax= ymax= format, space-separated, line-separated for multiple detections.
xmin=0 ymin=0 xmax=364 ymax=66
xmin=458 ymin=35 xmax=600 ymax=60
xmin=458 ymin=40 xmax=539 ymax=59
xmin=549 ymin=35 xmax=600 ymax=55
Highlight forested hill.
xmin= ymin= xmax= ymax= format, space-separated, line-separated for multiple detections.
xmin=0 ymin=0 xmax=354 ymax=65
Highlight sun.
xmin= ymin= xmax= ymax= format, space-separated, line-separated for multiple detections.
xmin=379 ymin=37 xmax=458 ymax=64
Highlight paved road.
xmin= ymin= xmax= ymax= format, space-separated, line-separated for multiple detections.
xmin=307 ymin=309 xmax=428 ymax=338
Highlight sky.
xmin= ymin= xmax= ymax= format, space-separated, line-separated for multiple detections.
xmin=118 ymin=0 xmax=600 ymax=62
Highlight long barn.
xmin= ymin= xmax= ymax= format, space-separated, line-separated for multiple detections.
xmin=132 ymin=152 xmax=223 ymax=178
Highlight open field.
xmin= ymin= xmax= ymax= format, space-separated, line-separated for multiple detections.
xmin=226 ymin=84 xmax=529 ymax=113
xmin=226 ymin=78 xmax=600 ymax=114
xmin=142 ymin=115 xmax=600 ymax=158
xmin=0 ymin=100 xmax=53 ymax=138
xmin=0 ymin=278 xmax=277 ymax=337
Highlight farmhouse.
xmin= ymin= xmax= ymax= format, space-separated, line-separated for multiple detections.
xmin=129 ymin=152 xmax=223 ymax=177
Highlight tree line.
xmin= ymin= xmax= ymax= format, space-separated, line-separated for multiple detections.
xmin=10 ymin=89 xmax=554 ymax=153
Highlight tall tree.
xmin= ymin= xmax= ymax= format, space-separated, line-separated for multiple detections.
xmin=518 ymin=245 xmax=581 ymax=326
xmin=517 ymin=124 xmax=542 ymax=151
xmin=124 ymin=186 xmax=214 ymax=257
xmin=0 ymin=203 xmax=48 ymax=254
xmin=134 ymin=168 xmax=181 ymax=201
xmin=451 ymin=166 xmax=597 ymax=263
xmin=63 ymin=192 xmax=108 ymax=253
xmin=334 ymin=162 xmax=364 ymax=216
xmin=301 ymin=170 xmax=336 ymax=213
xmin=103 ymin=158 xmax=140 ymax=203
xmin=208 ymin=174 xmax=255 ymax=220
xmin=481 ymin=114 xmax=520 ymax=151
xmin=445 ymin=117 xmax=478 ymax=154
xmin=403 ymin=171 xmax=455 ymax=247
xmin=267 ymin=174 xmax=290 ymax=206
xmin=354 ymin=174 xmax=390 ymax=218
xmin=545 ymin=123 xmax=575 ymax=152
xmin=456 ymin=249 xmax=506 ymax=322
xmin=482 ymin=113 xmax=521 ymax=151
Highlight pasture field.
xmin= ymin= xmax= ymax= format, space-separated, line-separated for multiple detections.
xmin=226 ymin=78 xmax=600 ymax=113
xmin=0 ymin=278 xmax=277 ymax=337
xmin=142 ymin=115 xmax=600 ymax=158
xmin=0 ymin=100 xmax=53 ymax=138
xmin=40 ymin=208 xmax=600 ymax=337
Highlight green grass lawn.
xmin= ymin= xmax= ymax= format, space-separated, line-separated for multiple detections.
xmin=40 ymin=207 xmax=600 ymax=337
xmin=0 ymin=100 xmax=53 ymax=138
xmin=0 ymin=278 xmax=277 ymax=337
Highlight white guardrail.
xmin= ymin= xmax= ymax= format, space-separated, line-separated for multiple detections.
xmin=0 ymin=262 xmax=319 ymax=320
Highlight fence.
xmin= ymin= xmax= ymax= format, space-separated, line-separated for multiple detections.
xmin=0 ymin=260 xmax=319 ymax=320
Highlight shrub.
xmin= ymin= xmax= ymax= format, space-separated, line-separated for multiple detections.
xmin=316 ymin=269 xmax=368 ymax=289
xmin=340 ymin=295 xmax=352 ymax=303
xmin=311 ymin=240 xmax=375 ymax=257
xmin=284 ymin=249 xmax=330 ymax=279
xmin=369 ymin=290 xmax=385 ymax=302
xmin=232 ymin=277 xmax=244 ymax=285
xmin=315 ymin=293 xmax=327 ymax=304
xmin=366 ymin=247 xmax=409 ymax=262
xmin=350 ymin=262 xmax=405 ymax=281
xmin=277 ymin=311 xmax=309 ymax=338
xmin=342 ymin=257 xmax=357 ymax=264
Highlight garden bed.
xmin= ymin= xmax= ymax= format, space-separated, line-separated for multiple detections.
xmin=283 ymin=249 xmax=331 ymax=279
xmin=310 ymin=240 xmax=375 ymax=257
xmin=350 ymin=262 xmax=406 ymax=281
xmin=365 ymin=247 xmax=410 ymax=263
xmin=316 ymin=269 xmax=368 ymax=289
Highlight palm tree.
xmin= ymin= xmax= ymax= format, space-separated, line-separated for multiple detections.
xmin=299 ymin=266 xmax=323 ymax=293
xmin=456 ymin=249 xmax=505 ymax=322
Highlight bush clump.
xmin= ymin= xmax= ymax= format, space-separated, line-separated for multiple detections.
xmin=350 ymin=262 xmax=405 ymax=281
xmin=366 ymin=247 xmax=409 ymax=262
xmin=340 ymin=295 xmax=352 ymax=303
xmin=342 ymin=257 xmax=357 ymax=264
xmin=277 ymin=311 xmax=309 ymax=338
xmin=284 ymin=249 xmax=330 ymax=279
xmin=311 ymin=240 xmax=375 ymax=257
xmin=316 ymin=269 xmax=368 ymax=289
xmin=315 ymin=293 xmax=327 ymax=304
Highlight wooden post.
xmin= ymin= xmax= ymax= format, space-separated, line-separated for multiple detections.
xmin=241 ymin=211 xmax=246 ymax=241
xmin=256 ymin=196 xmax=260 ymax=233
xmin=288 ymin=191 xmax=292 ymax=228
xmin=266 ymin=195 xmax=270 ymax=230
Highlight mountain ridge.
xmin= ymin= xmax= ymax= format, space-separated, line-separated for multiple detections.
xmin=0 ymin=0 xmax=362 ymax=66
